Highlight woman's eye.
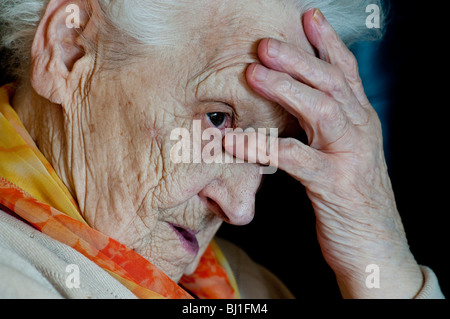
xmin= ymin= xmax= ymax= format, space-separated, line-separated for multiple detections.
xmin=207 ymin=112 xmax=228 ymax=128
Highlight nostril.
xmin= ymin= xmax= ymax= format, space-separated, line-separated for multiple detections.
xmin=206 ymin=197 xmax=230 ymax=223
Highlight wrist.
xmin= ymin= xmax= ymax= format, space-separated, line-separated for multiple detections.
xmin=334 ymin=254 xmax=423 ymax=299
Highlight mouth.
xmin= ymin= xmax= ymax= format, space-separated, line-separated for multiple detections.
xmin=169 ymin=223 xmax=200 ymax=256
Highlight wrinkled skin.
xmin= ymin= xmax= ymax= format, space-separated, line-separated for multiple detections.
xmin=12 ymin=0 xmax=422 ymax=298
xmin=14 ymin=0 xmax=301 ymax=282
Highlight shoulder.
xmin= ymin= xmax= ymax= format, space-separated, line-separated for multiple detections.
xmin=0 ymin=209 xmax=136 ymax=299
xmin=215 ymin=237 xmax=295 ymax=299
xmin=0 ymin=244 xmax=62 ymax=298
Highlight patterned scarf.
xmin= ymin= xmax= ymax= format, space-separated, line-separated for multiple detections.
xmin=0 ymin=84 xmax=240 ymax=299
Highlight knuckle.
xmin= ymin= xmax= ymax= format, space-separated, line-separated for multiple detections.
xmin=289 ymin=48 xmax=310 ymax=73
xmin=281 ymin=138 xmax=321 ymax=176
xmin=314 ymin=97 xmax=346 ymax=127
xmin=343 ymin=51 xmax=358 ymax=68
xmin=326 ymin=66 xmax=346 ymax=93
xmin=283 ymin=138 xmax=306 ymax=165
xmin=274 ymin=73 xmax=295 ymax=96
xmin=317 ymin=104 xmax=339 ymax=126
xmin=324 ymin=65 xmax=356 ymax=101
xmin=342 ymin=52 xmax=361 ymax=84
xmin=285 ymin=44 xmax=302 ymax=64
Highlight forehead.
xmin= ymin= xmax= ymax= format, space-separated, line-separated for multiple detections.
xmin=191 ymin=0 xmax=305 ymax=66
xmin=171 ymin=0 xmax=311 ymax=90
xmin=178 ymin=0 xmax=305 ymax=131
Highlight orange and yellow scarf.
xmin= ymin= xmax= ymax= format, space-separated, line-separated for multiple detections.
xmin=0 ymin=84 xmax=240 ymax=299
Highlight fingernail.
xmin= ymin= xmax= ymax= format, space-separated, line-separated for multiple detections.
xmin=312 ymin=9 xmax=324 ymax=26
xmin=267 ymin=39 xmax=280 ymax=58
xmin=253 ymin=64 xmax=269 ymax=82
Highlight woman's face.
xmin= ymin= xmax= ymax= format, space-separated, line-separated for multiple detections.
xmin=65 ymin=1 xmax=310 ymax=281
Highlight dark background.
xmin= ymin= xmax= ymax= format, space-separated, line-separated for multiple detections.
xmin=1 ymin=0 xmax=448 ymax=299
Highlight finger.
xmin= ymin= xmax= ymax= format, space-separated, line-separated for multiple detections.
xmin=257 ymin=38 xmax=353 ymax=104
xmin=303 ymin=9 xmax=370 ymax=107
xmin=257 ymin=38 xmax=367 ymax=123
xmin=223 ymin=131 xmax=324 ymax=183
xmin=246 ymin=63 xmax=350 ymax=147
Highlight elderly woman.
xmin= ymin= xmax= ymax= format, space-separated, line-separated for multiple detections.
xmin=0 ymin=0 xmax=445 ymax=299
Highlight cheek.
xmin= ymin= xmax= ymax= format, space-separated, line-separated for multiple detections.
xmin=149 ymin=131 xmax=224 ymax=209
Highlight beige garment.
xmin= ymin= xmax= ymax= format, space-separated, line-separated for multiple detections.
xmin=0 ymin=209 xmax=445 ymax=299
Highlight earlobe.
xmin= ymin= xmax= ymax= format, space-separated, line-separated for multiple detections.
xmin=30 ymin=0 xmax=91 ymax=105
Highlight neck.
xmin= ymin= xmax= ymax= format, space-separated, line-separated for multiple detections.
xmin=11 ymin=82 xmax=76 ymax=198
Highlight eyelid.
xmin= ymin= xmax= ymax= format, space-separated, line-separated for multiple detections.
xmin=222 ymin=102 xmax=239 ymax=127
xmin=199 ymin=101 xmax=239 ymax=128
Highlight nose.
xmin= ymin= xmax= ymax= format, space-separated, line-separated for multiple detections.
xmin=199 ymin=173 xmax=261 ymax=226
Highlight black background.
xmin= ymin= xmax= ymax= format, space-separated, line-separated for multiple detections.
xmin=1 ymin=0 xmax=448 ymax=300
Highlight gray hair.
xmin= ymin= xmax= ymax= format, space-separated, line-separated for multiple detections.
xmin=0 ymin=0 xmax=386 ymax=83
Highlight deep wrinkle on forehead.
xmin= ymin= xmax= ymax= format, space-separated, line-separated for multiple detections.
xmin=186 ymin=5 xmax=303 ymax=132
xmin=171 ymin=0 xmax=314 ymax=137
xmin=192 ymin=0 xmax=294 ymax=82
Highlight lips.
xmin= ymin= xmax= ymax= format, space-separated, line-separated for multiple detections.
xmin=169 ymin=223 xmax=200 ymax=256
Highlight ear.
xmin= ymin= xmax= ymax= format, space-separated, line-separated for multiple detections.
xmin=30 ymin=0 xmax=94 ymax=105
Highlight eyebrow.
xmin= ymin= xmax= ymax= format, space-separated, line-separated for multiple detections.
xmin=193 ymin=57 xmax=254 ymax=103
xmin=191 ymin=46 xmax=260 ymax=85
